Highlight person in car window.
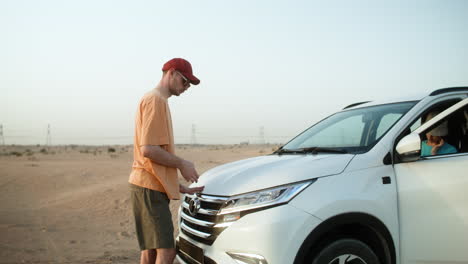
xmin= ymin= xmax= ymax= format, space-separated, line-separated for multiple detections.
xmin=421 ymin=111 xmax=458 ymax=156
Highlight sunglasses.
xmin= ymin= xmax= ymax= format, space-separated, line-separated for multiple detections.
xmin=176 ymin=71 xmax=190 ymax=87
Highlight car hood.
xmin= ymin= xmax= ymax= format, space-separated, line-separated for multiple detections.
xmin=192 ymin=154 xmax=355 ymax=196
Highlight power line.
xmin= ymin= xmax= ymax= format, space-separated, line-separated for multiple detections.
xmin=259 ymin=126 xmax=265 ymax=144
xmin=0 ymin=124 xmax=4 ymax=145
xmin=190 ymin=124 xmax=197 ymax=145
xmin=1 ymin=124 xmax=293 ymax=145
xmin=46 ymin=124 xmax=52 ymax=146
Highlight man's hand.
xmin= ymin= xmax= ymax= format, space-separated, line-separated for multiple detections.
xmin=431 ymin=138 xmax=445 ymax=155
xmin=179 ymin=160 xmax=199 ymax=183
xmin=180 ymin=184 xmax=205 ymax=194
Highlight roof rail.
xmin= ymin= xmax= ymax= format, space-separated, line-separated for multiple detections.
xmin=430 ymin=87 xmax=468 ymax=96
xmin=343 ymin=101 xmax=371 ymax=110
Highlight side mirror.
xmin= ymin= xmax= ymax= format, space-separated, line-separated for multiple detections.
xmin=396 ymin=133 xmax=421 ymax=162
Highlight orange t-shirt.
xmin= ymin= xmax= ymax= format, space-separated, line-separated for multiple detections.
xmin=128 ymin=90 xmax=180 ymax=200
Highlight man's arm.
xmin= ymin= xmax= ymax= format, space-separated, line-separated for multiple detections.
xmin=141 ymin=145 xmax=199 ymax=183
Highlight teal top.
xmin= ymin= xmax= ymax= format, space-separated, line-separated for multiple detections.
xmin=421 ymin=140 xmax=457 ymax=156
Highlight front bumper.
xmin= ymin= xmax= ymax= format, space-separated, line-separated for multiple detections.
xmin=176 ymin=204 xmax=322 ymax=264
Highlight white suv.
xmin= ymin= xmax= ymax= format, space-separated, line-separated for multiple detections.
xmin=176 ymin=87 xmax=468 ymax=264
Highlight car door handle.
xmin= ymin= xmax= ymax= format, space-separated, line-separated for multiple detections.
xmin=382 ymin=176 xmax=391 ymax=184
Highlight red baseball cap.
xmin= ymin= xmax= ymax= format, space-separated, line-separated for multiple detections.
xmin=162 ymin=58 xmax=200 ymax=85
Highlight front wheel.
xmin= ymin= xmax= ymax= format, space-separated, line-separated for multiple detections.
xmin=311 ymin=239 xmax=380 ymax=264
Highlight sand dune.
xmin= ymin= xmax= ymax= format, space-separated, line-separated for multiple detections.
xmin=0 ymin=144 xmax=275 ymax=264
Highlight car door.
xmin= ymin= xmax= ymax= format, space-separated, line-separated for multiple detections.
xmin=394 ymin=99 xmax=468 ymax=264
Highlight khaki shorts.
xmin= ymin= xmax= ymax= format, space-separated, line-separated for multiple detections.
xmin=129 ymin=184 xmax=174 ymax=250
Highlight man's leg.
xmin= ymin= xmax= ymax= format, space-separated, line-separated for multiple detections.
xmin=140 ymin=249 xmax=156 ymax=264
xmin=156 ymin=248 xmax=176 ymax=264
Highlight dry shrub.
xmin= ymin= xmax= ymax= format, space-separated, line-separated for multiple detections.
xmin=9 ymin=151 xmax=23 ymax=157
xmin=27 ymin=156 xmax=39 ymax=161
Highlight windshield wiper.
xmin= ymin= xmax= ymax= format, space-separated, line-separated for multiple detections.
xmin=274 ymin=146 xmax=348 ymax=155
xmin=273 ymin=147 xmax=302 ymax=155
xmin=298 ymin=147 xmax=348 ymax=154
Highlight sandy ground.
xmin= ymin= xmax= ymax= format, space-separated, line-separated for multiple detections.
xmin=0 ymin=144 xmax=276 ymax=264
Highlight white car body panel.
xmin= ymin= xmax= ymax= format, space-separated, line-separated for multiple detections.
xmin=395 ymin=154 xmax=468 ymax=263
xmin=194 ymin=154 xmax=354 ymax=196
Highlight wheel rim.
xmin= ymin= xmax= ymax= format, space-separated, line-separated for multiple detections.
xmin=328 ymin=254 xmax=368 ymax=264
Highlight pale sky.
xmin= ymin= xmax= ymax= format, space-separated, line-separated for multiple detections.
xmin=2 ymin=0 xmax=468 ymax=145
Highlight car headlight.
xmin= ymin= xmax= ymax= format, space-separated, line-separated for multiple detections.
xmin=214 ymin=180 xmax=314 ymax=226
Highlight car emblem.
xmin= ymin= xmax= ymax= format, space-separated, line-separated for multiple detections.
xmin=188 ymin=197 xmax=201 ymax=216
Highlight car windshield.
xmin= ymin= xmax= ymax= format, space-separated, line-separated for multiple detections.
xmin=280 ymin=102 xmax=417 ymax=154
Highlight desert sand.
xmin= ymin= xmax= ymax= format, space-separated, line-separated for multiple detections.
xmin=0 ymin=144 xmax=276 ymax=264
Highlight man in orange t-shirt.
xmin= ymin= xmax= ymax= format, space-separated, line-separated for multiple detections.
xmin=129 ymin=58 xmax=204 ymax=264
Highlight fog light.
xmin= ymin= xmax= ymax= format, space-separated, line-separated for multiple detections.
xmin=226 ymin=252 xmax=268 ymax=264
xmin=223 ymin=212 xmax=240 ymax=222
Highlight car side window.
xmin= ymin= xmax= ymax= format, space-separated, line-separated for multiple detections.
xmin=400 ymin=100 xmax=458 ymax=139
xmin=394 ymin=99 xmax=464 ymax=159
xmin=420 ymin=105 xmax=468 ymax=156
xmin=448 ymin=105 xmax=468 ymax=153
xmin=409 ymin=118 xmax=422 ymax=132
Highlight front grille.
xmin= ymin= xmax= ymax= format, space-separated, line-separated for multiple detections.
xmin=177 ymin=238 xmax=218 ymax=264
xmin=178 ymin=251 xmax=217 ymax=264
xmin=180 ymin=194 xmax=229 ymax=245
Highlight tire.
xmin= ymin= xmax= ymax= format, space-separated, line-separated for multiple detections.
xmin=311 ymin=239 xmax=380 ymax=264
